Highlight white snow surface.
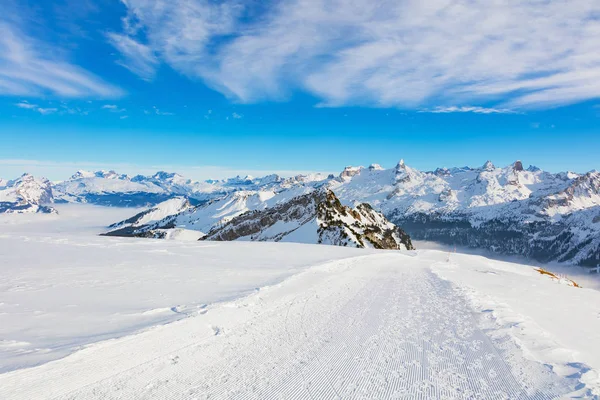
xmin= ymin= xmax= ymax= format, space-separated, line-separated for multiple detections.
xmin=172 ymin=190 xmax=279 ymax=233
xmin=109 ymin=196 xmax=193 ymax=231
xmin=2 ymin=206 xmax=600 ymax=398
xmin=0 ymin=205 xmax=367 ymax=373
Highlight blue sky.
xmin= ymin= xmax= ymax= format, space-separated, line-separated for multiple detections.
xmin=0 ymin=0 xmax=599 ymax=180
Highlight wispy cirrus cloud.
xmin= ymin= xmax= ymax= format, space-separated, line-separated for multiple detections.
xmin=421 ymin=106 xmax=520 ymax=115
xmin=106 ymin=32 xmax=158 ymax=81
xmin=151 ymin=106 xmax=173 ymax=116
xmin=109 ymin=0 xmax=600 ymax=110
xmin=15 ymin=101 xmax=58 ymax=115
xmin=102 ymin=104 xmax=126 ymax=113
xmin=15 ymin=100 xmax=92 ymax=116
xmin=0 ymin=20 xmax=122 ymax=98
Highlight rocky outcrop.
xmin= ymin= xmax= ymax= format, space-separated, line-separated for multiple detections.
xmin=339 ymin=166 xmax=363 ymax=181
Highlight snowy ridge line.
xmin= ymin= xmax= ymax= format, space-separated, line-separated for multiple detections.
xmin=431 ymin=259 xmax=598 ymax=397
xmin=3 ymin=255 xmax=371 ymax=400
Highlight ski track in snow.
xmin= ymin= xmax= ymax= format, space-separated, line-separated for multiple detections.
xmin=0 ymin=254 xmax=582 ymax=399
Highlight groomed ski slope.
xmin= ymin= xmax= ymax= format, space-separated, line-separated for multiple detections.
xmin=0 ymin=251 xmax=594 ymax=399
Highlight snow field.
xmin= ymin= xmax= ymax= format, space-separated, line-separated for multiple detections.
xmin=0 ymin=253 xmax=588 ymax=399
xmin=0 ymin=205 xmax=368 ymax=372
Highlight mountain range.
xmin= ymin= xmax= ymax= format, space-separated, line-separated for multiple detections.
xmin=1 ymin=160 xmax=598 ymax=265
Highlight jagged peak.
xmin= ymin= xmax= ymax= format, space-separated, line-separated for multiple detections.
xmin=395 ymin=159 xmax=413 ymax=183
xmin=482 ymin=160 xmax=495 ymax=171
xmin=94 ymin=170 xmax=120 ymax=179
xmin=8 ymin=173 xmax=49 ymax=186
xmin=433 ymin=167 xmax=450 ymax=177
xmin=256 ymin=173 xmax=282 ymax=185
xmin=339 ymin=165 xmax=363 ymax=180
xmin=152 ymin=171 xmax=182 ymax=180
xmin=70 ymin=170 xmax=95 ymax=180
xmin=369 ymin=163 xmax=384 ymax=171
xmin=16 ymin=172 xmax=35 ymax=181
xmin=513 ymin=160 xmax=524 ymax=171
xmin=200 ymin=186 xmax=413 ymax=250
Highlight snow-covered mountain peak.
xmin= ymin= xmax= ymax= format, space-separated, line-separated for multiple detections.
xmin=482 ymin=160 xmax=495 ymax=171
xmin=542 ymin=171 xmax=600 ymax=216
xmin=203 ymin=188 xmax=414 ymax=250
xmin=369 ymin=163 xmax=384 ymax=171
xmin=5 ymin=174 xmax=53 ymax=205
xmin=433 ymin=167 xmax=451 ymax=177
xmin=0 ymin=173 xmax=56 ymax=214
xmin=255 ymin=174 xmax=282 ymax=186
xmin=151 ymin=171 xmax=184 ymax=181
xmin=394 ymin=160 xmax=421 ymax=184
xmin=70 ymin=170 xmax=96 ymax=180
xmin=340 ymin=166 xmax=363 ymax=180
xmin=513 ymin=160 xmax=524 ymax=171
xmin=94 ymin=170 xmax=124 ymax=180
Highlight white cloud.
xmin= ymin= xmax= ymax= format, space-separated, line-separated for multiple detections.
xmin=110 ymin=0 xmax=600 ymax=110
xmin=106 ymin=32 xmax=159 ymax=81
xmin=102 ymin=104 xmax=126 ymax=113
xmin=232 ymin=112 xmax=242 ymax=119
xmin=15 ymin=101 xmax=37 ymax=110
xmin=0 ymin=22 xmax=123 ymax=98
xmin=422 ymin=106 xmax=519 ymax=114
xmin=15 ymin=101 xmax=58 ymax=115
xmin=36 ymin=107 xmax=58 ymax=115
xmin=120 ymin=115 xmax=129 ymax=120
xmin=152 ymin=106 xmax=173 ymax=116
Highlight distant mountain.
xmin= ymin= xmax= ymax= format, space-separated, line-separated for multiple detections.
xmin=203 ymin=188 xmax=414 ymax=250
xmin=4 ymin=160 xmax=599 ymax=265
xmin=51 ymin=170 xmax=331 ymax=207
xmin=0 ymin=174 xmax=57 ymax=214
xmin=103 ymin=186 xmax=321 ymax=239
xmin=105 ymin=188 xmax=413 ymax=250
xmin=331 ymin=160 xmax=600 ymax=266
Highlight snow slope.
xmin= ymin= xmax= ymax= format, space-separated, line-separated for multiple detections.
xmin=104 ymin=185 xmax=323 ymax=239
xmin=0 ymin=207 xmax=368 ymax=373
xmin=104 ymin=196 xmax=194 ymax=236
xmin=0 ymin=248 xmax=597 ymax=399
